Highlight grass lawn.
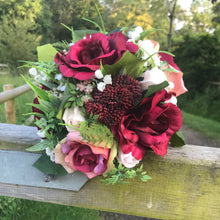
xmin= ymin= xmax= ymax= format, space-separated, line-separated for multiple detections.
xmin=0 ymin=196 xmax=102 ymax=220
xmin=182 ymin=111 xmax=220 ymax=143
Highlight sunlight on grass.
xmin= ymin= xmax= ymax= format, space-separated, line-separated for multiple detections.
xmin=182 ymin=111 xmax=220 ymax=143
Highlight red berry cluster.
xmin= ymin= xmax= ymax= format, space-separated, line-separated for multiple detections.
xmin=84 ymin=75 xmax=143 ymax=126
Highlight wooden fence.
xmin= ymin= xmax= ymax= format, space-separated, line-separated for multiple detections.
xmin=0 ymin=123 xmax=219 ymax=220
xmin=0 ymin=84 xmax=32 ymax=124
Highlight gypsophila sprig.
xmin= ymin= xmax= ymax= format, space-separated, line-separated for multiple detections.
xmin=23 ymin=17 xmax=187 ymax=187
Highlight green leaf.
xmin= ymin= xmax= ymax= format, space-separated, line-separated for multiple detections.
xmin=33 ymin=153 xmax=67 ymax=176
xmin=73 ymin=30 xmax=99 ymax=42
xmin=103 ymin=51 xmax=145 ymax=78
xmin=37 ymin=44 xmax=58 ymax=62
xmin=26 ymin=139 xmax=52 ymax=152
xmin=170 ymin=130 xmax=186 ymax=147
xmin=22 ymin=75 xmax=49 ymax=101
xmin=144 ymin=81 xmax=169 ymax=97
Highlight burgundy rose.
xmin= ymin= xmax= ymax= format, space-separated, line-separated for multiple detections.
xmin=54 ymin=32 xmax=138 ymax=81
xmin=111 ymin=90 xmax=182 ymax=159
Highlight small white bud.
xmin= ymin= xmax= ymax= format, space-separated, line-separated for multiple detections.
xmin=29 ymin=68 xmax=37 ymax=76
xmin=103 ymin=74 xmax=112 ymax=85
xmin=97 ymin=82 xmax=106 ymax=92
xmin=95 ymin=69 xmax=103 ymax=79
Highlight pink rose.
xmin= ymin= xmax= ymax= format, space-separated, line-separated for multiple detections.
xmin=54 ymin=131 xmax=117 ymax=178
xmin=111 ymin=90 xmax=182 ymax=159
xmin=159 ymin=52 xmax=187 ymax=96
xmin=54 ymin=32 xmax=138 ymax=80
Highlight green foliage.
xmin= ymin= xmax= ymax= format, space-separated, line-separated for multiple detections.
xmin=74 ymin=116 xmax=116 ymax=149
xmin=102 ymin=163 xmax=151 ymax=185
xmin=103 ymin=51 xmax=146 ymax=78
xmin=142 ymin=81 xmax=169 ymax=98
xmin=33 ymin=153 xmax=67 ymax=176
xmin=170 ymin=130 xmax=186 ymax=147
xmin=0 ymin=17 xmax=40 ymax=69
xmin=0 ymin=196 xmax=21 ymax=220
xmin=173 ymin=33 xmax=220 ymax=122
xmin=0 ymin=197 xmax=101 ymax=220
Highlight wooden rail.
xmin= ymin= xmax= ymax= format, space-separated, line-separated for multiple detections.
xmin=0 ymin=84 xmax=31 ymax=104
xmin=0 ymin=123 xmax=219 ymax=220
xmin=0 ymin=84 xmax=32 ymax=124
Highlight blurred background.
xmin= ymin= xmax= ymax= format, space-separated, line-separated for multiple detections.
xmin=0 ymin=0 xmax=219 ymax=219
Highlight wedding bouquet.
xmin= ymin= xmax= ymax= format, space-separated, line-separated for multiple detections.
xmin=23 ymin=25 xmax=187 ymax=184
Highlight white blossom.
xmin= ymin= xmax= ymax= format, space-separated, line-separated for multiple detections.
xmin=29 ymin=68 xmax=37 ymax=76
xmin=164 ymin=95 xmax=177 ymax=105
xmin=127 ymin=26 xmax=143 ymax=41
xmin=84 ymin=84 xmax=93 ymax=94
xmin=63 ymin=106 xmax=85 ymax=132
xmin=117 ymin=149 xmax=140 ymax=168
xmin=37 ymin=129 xmax=46 ymax=138
xmin=97 ymin=82 xmax=106 ymax=92
xmin=55 ymin=73 xmax=63 ymax=80
xmin=95 ymin=69 xmax=103 ymax=79
xmin=103 ymin=74 xmax=112 ymax=85
xmin=57 ymin=84 xmax=66 ymax=92
xmin=138 ymin=40 xmax=161 ymax=66
xmin=140 ymin=67 xmax=167 ymax=90
xmin=46 ymin=147 xmax=55 ymax=162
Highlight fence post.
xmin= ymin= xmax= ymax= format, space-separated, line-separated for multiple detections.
xmin=3 ymin=84 xmax=16 ymax=124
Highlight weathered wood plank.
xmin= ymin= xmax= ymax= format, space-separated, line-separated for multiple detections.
xmin=0 ymin=123 xmax=220 ymax=219
xmin=0 ymin=84 xmax=31 ymax=104
xmin=0 ymin=150 xmax=88 ymax=191
xmin=0 ymin=123 xmax=40 ymax=151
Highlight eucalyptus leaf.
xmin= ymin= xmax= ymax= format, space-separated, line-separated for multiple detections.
xmin=170 ymin=130 xmax=186 ymax=147
xmin=33 ymin=153 xmax=67 ymax=176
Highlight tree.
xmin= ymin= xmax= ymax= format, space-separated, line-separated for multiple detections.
xmin=166 ymin=0 xmax=178 ymax=51
xmin=101 ymin=0 xmax=152 ymax=32
xmin=42 ymin=0 xmax=104 ymax=42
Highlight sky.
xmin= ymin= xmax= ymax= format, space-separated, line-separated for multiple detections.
xmin=178 ymin=0 xmax=192 ymax=10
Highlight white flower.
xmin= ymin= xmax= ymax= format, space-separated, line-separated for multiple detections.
xmin=103 ymin=74 xmax=112 ymax=85
xmin=128 ymin=26 xmax=143 ymax=41
xmin=84 ymin=84 xmax=93 ymax=94
xmin=55 ymin=73 xmax=63 ymax=80
xmin=29 ymin=68 xmax=37 ymax=76
xmin=117 ymin=149 xmax=140 ymax=168
xmin=140 ymin=67 xmax=167 ymax=90
xmin=36 ymin=129 xmax=46 ymax=138
xmin=57 ymin=84 xmax=66 ymax=92
xmin=69 ymin=42 xmax=74 ymax=46
xmin=95 ymin=69 xmax=103 ymax=79
xmin=97 ymin=82 xmax=106 ymax=92
xmin=46 ymin=147 xmax=55 ymax=162
xmin=164 ymin=95 xmax=177 ymax=105
xmin=62 ymin=106 xmax=85 ymax=132
xmin=138 ymin=40 xmax=161 ymax=66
